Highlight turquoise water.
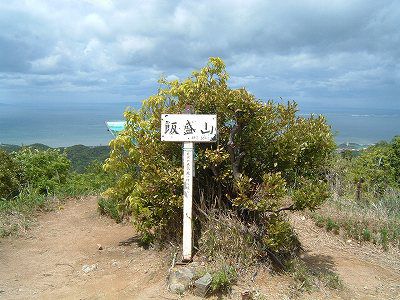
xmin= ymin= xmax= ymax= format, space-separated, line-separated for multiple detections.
xmin=0 ymin=101 xmax=399 ymax=147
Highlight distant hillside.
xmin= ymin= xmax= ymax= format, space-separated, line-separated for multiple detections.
xmin=61 ymin=145 xmax=110 ymax=173
xmin=337 ymin=142 xmax=370 ymax=151
xmin=0 ymin=143 xmax=110 ymax=173
xmin=0 ymin=144 xmax=21 ymax=152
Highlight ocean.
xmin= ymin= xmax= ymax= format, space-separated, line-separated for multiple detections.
xmin=0 ymin=101 xmax=399 ymax=147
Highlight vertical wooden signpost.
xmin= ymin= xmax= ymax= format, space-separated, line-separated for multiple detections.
xmin=161 ymin=112 xmax=217 ymax=262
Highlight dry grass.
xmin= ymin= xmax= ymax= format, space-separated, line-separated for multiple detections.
xmin=309 ymin=191 xmax=400 ymax=249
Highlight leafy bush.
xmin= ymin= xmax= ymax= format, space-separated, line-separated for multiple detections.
xmin=14 ymin=148 xmax=70 ymax=194
xmin=0 ymin=150 xmax=24 ymax=200
xmin=104 ymin=58 xmax=335 ymax=254
xmin=210 ymin=265 xmax=237 ymax=294
xmin=350 ymin=137 xmax=400 ymax=199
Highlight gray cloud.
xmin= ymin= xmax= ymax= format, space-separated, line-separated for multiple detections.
xmin=0 ymin=0 xmax=399 ymax=109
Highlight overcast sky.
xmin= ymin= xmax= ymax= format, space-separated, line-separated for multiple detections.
xmin=0 ymin=0 xmax=399 ymax=110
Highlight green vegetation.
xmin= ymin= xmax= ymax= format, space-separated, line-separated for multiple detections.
xmin=286 ymin=258 xmax=343 ymax=294
xmin=0 ymin=144 xmax=110 ymax=173
xmin=104 ymin=58 xmax=335 ymax=265
xmin=98 ymin=196 xmax=123 ymax=223
xmin=0 ymin=189 xmax=49 ymax=237
xmin=14 ymin=148 xmax=71 ymax=194
xmin=0 ymin=146 xmax=114 ymax=237
xmin=0 ymin=149 xmax=24 ymax=200
xmin=314 ymin=136 xmax=400 ymax=249
xmin=62 ymin=145 xmax=110 ymax=173
xmin=1 ymin=60 xmax=398 ymax=296
xmin=210 ymin=265 xmax=238 ymax=295
xmin=310 ymin=195 xmax=400 ymax=249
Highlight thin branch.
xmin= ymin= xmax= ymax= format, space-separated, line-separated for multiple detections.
xmin=265 ymin=204 xmax=295 ymax=214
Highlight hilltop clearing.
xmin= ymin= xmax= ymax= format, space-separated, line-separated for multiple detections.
xmin=0 ymin=196 xmax=399 ymax=299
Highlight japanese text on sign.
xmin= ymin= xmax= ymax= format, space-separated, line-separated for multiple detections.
xmin=161 ymin=114 xmax=217 ymax=142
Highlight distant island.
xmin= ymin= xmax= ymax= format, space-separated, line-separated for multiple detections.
xmin=0 ymin=143 xmax=110 ymax=173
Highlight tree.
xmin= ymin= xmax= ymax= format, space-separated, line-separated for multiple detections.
xmin=104 ymin=58 xmax=335 ymax=254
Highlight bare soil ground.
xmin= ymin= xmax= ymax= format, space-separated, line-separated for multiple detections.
xmin=0 ymin=197 xmax=399 ymax=299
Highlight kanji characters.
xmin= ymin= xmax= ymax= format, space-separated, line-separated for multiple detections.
xmin=164 ymin=121 xmax=179 ymax=134
xmin=201 ymin=122 xmax=214 ymax=134
xmin=184 ymin=120 xmax=196 ymax=135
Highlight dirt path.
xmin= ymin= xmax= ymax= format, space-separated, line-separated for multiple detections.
xmin=0 ymin=197 xmax=399 ymax=299
xmin=0 ymin=197 xmax=182 ymax=300
xmin=290 ymin=214 xmax=400 ymax=300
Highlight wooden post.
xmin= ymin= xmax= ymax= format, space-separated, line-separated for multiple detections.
xmin=182 ymin=104 xmax=193 ymax=261
xmin=182 ymin=141 xmax=193 ymax=261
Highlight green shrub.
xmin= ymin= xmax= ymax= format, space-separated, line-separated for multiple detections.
xmin=0 ymin=150 xmax=24 ymax=200
xmin=362 ymin=228 xmax=372 ymax=241
xmin=98 ymin=197 xmax=122 ymax=223
xmin=325 ymin=218 xmax=339 ymax=234
xmin=210 ymin=265 xmax=237 ymax=294
xmin=199 ymin=210 xmax=269 ymax=268
xmin=351 ymin=140 xmax=399 ymax=198
xmin=14 ymin=148 xmax=70 ymax=194
xmin=104 ymin=58 xmax=335 ymax=254
xmin=380 ymin=227 xmax=389 ymax=250
xmin=314 ymin=215 xmax=326 ymax=228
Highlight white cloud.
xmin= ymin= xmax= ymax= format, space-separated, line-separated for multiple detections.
xmin=0 ymin=0 xmax=398 ymax=108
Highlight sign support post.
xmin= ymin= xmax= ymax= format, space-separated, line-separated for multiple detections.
xmin=182 ymin=141 xmax=194 ymax=261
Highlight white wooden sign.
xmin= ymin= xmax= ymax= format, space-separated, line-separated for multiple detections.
xmin=161 ymin=114 xmax=217 ymax=142
xmin=161 ymin=113 xmax=217 ymax=262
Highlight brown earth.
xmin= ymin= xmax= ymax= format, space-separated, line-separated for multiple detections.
xmin=0 ymin=196 xmax=399 ymax=299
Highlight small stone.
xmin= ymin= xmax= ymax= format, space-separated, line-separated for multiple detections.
xmin=97 ymin=244 xmax=103 ymax=250
xmin=169 ymin=282 xmax=186 ymax=294
xmin=82 ymin=264 xmax=97 ymax=273
xmin=168 ymin=267 xmax=196 ymax=294
xmin=301 ymin=216 xmax=306 ymax=221
xmin=241 ymin=290 xmax=252 ymax=300
xmin=346 ymin=239 xmax=352 ymax=244
xmin=194 ymin=273 xmax=212 ymax=297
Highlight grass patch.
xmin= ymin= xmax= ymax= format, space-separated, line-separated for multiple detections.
xmin=0 ymin=189 xmax=58 ymax=237
xmin=310 ymin=193 xmax=400 ymax=249
xmin=286 ymin=257 xmax=343 ymax=295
